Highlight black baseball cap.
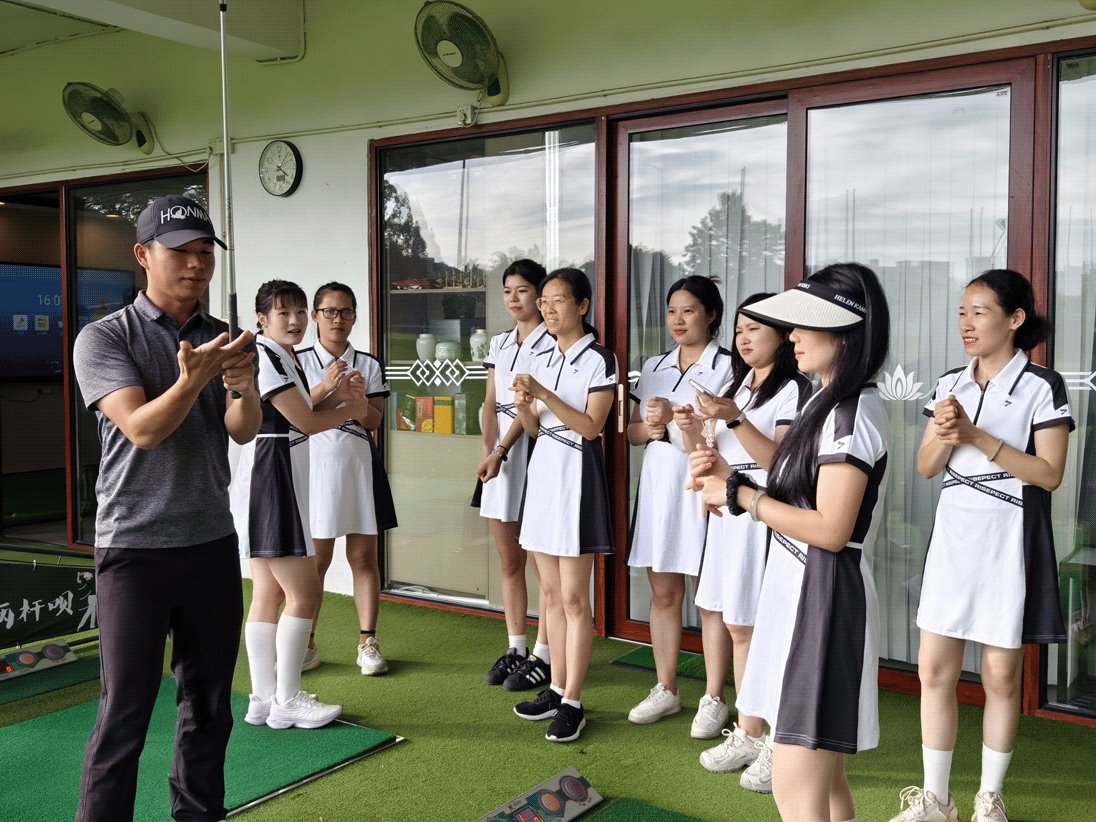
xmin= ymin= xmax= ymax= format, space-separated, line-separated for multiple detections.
xmin=135 ymin=195 xmax=227 ymax=250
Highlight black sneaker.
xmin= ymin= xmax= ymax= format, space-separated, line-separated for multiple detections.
xmin=485 ymin=649 xmax=526 ymax=686
xmin=503 ymin=654 xmax=551 ymax=692
xmin=545 ymin=702 xmax=586 ymax=742
xmin=513 ymin=688 xmax=561 ymax=721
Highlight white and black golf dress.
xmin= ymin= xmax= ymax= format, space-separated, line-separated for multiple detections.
xmin=230 ymin=335 xmax=313 ymax=559
xmin=299 ymin=342 xmax=398 ymax=539
xmin=476 ymin=323 xmax=553 ymax=522
xmin=518 ymin=333 xmax=618 ymax=557
xmin=736 ymin=387 xmax=889 ymax=755
xmin=693 ymin=372 xmax=813 ymax=624
xmin=917 ymin=350 xmax=1073 ymax=648
xmin=627 ymin=341 xmax=734 ymax=576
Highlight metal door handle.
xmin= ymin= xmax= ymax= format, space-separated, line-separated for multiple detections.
xmin=617 ymin=383 xmax=625 ymax=433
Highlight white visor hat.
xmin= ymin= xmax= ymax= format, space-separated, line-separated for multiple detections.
xmin=738 ymin=279 xmax=866 ymax=332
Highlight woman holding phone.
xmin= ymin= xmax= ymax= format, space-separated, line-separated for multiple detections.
xmin=299 ymin=282 xmax=397 ymax=677
xmin=510 ymin=267 xmax=617 ymax=743
xmin=889 ymin=270 xmax=1072 ymax=822
xmin=476 ymin=259 xmax=555 ymax=691
xmin=625 ymin=276 xmax=735 ymax=740
xmin=674 ymin=293 xmax=811 ymax=786
xmin=692 ymin=262 xmax=891 ymax=822
xmin=231 ymin=280 xmax=375 ymax=729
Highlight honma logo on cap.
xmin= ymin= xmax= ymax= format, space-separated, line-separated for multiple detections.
xmin=162 ymin=203 xmax=212 ymax=224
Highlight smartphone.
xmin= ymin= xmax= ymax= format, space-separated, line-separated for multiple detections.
xmin=688 ymin=379 xmax=715 ymax=398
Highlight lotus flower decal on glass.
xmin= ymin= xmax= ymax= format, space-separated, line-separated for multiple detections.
xmin=879 ymin=364 xmax=926 ymax=402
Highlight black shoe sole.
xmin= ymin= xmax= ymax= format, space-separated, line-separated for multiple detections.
xmin=546 ymin=717 xmax=586 ymax=742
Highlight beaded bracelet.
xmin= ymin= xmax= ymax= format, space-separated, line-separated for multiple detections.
xmin=988 ymin=438 xmax=1004 ymax=463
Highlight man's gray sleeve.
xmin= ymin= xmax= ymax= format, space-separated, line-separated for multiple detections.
xmin=73 ymin=322 xmax=146 ymax=411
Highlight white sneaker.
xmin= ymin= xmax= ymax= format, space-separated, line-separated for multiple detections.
xmin=266 ymin=690 xmax=342 ymax=729
xmin=700 ymin=724 xmax=761 ymax=773
xmin=888 ymin=787 xmax=959 ymax=822
xmin=357 ymin=636 xmax=388 ymax=675
xmin=972 ymin=791 xmax=1007 ymax=822
xmin=244 ymin=694 xmax=271 ymax=726
xmin=690 ymin=694 xmax=730 ymax=739
xmin=627 ymin=683 xmax=682 ymax=724
xmin=301 ymin=644 xmax=321 ymax=672
xmin=739 ymin=740 xmax=773 ymax=794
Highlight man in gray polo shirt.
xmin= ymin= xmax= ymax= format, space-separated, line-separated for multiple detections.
xmin=72 ymin=195 xmax=261 ymax=822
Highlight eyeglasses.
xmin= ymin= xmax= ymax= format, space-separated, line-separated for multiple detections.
xmin=535 ymin=297 xmax=575 ymax=311
xmin=318 ymin=308 xmax=356 ymax=320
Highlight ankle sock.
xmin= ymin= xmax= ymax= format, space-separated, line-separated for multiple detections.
xmin=532 ymin=642 xmax=550 ymax=664
xmin=561 ymin=698 xmax=581 ymax=709
xmin=550 ymin=684 xmax=564 ymax=697
xmin=508 ymin=634 xmax=527 ymax=656
xmin=275 ymin=614 xmax=313 ymax=704
xmin=979 ymin=745 xmax=1012 ymax=795
xmin=923 ymin=745 xmax=954 ymax=804
xmin=244 ymin=622 xmax=278 ymax=700
xmin=360 ymin=629 xmax=375 ymax=646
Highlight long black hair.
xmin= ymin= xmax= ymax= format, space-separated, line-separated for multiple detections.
xmin=504 ymin=258 xmax=547 ymax=290
xmin=540 ymin=267 xmax=598 ymax=340
xmin=767 ymin=263 xmax=890 ymax=508
xmin=967 ymin=269 xmax=1049 ymax=352
xmin=667 ymin=275 xmax=724 ymax=341
xmin=255 ymin=279 xmax=307 ymax=332
xmin=724 ymin=292 xmax=801 ymax=410
xmin=313 ymin=281 xmax=356 ymax=310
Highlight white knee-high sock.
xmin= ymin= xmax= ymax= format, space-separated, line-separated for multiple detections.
xmin=979 ymin=745 xmax=1013 ymax=795
xmin=244 ymin=622 xmax=278 ymax=701
xmin=923 ymin=745 xmax=954 ymax=803
xmin=275 ymin=614 xmax=313 ymax=704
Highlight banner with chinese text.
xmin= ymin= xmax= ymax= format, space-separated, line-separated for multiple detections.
xmin=0 ymin=560 xmax=96 ymax=648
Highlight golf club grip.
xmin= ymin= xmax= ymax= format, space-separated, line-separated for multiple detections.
xmin=228 ymin=292 xmax=242 ymax=400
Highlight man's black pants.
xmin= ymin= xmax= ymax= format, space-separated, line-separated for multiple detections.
xmin=76 ymin=534 xmax=243 ymax=822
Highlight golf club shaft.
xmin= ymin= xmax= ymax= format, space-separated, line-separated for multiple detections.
xmin=219 ymin=1 xmax=242 ymax=397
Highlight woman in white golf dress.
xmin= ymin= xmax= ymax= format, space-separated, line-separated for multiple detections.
xmin=231 ymin=280 xmax=374 ymax=730
xmin=510 ymin=267 xmax=617 ymax=744
xmin=624 ymin=276 xmax=734 ymax=738
xmin=693 ymin=262 xmax=891 ymax=822
xmin=677 ymin=293 xmax=811 ymax=785
xmin=298 ymin=282 xmax=397 ymax=677
xmin=475 ymin=260 xmax=555 ymax=691
xmin=889 ymin=269 xmax=1072 ymax=822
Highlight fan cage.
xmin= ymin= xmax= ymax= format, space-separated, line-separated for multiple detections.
xmin=62 ymin=82 xmax=133 ymax=146
xmin=415 ymin=1 xmax=500 ymax=91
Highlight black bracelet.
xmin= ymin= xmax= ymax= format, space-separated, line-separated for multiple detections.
xmin=494 ymin=446 xmax=508 ymax=462
xmin=724 ymin=470 xmax=759 ymax=517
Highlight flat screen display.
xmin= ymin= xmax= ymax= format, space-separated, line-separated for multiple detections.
xmin=0 ymin=264 xmax=64 ymax=379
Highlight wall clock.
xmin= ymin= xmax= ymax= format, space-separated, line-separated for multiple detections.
xmin=258 ymin=139 xmax=302 ymax=196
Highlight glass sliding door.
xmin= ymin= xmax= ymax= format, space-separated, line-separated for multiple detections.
xmin=1050 ymin=53 xmax=1096 ymax=718
xmin=377 ymin=125 xmax=596 ymax=610
xmin=620 ymin=105 xmax=787 ymax=636
xmin=804 ymin=83 xmax=1014 ymax=677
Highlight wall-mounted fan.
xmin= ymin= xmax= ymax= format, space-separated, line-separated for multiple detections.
xmin=61 ymin=82 xmax=156 ymax=155
xmin=414 ymin=1 xmax=508 ymax=123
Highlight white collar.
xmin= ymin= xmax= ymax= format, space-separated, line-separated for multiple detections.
xmin=500 ymin=323 xmax=548 ymax=351
xmin=951 ymin=349 xmax=1028 ymax=395
xmin=554 ymin=332 xmax=597 ymax=366
xmin=654 ymin=339 xmax=723 ymax=372
xmin=313 ymin=340 xmax=355 ymax=369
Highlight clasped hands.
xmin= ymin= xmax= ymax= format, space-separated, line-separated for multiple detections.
xmin=932 ymin=394 xmax=981 ymax=447
xmin=177 ymin=330 xmax=256 ymax=397
xmin=321 ymin=359 xmax=367 ymax=404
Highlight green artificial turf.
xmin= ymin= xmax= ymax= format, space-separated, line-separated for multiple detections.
xmin=0 ymin=678 xmax=395 ymax=822
xmin=3 ymin=583 xmax=1094 ymax=821
xmin=610 ymin=645 xmax=713 ymax=684
xmin=0 ymin=656 xmax=100 ymax=705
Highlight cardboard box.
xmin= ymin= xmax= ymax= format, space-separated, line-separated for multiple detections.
xmin=434 ymin=396 xmax=454 ymax=435
xmin=395 ymin=393 xmax=417 ymax=431
xmin=415 ymin=396 xmax=434 ymax=433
